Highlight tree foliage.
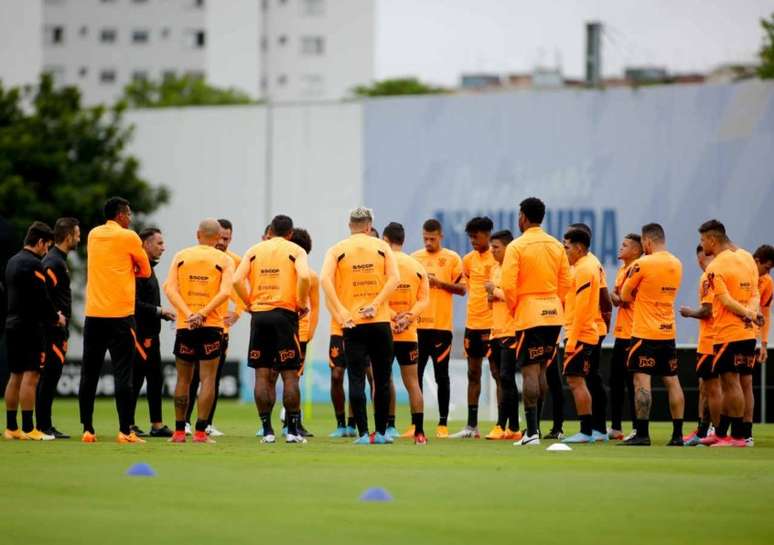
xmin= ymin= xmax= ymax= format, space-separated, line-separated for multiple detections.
xmin=0 ymin=74 xmax=169 ymax=258
xmin=352 ymin=78 xmax=447 ymax=97
xmin=758 ymin=13 xmax=774 ymax=79
xmin=122 ymin=74 xmax=254 ymax=108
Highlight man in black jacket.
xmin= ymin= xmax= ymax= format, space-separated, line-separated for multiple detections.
xmin=36 ymin=218 xmax=80 ymax=438
xmin=129 ymin=228 xmax=175 ymax=437
xmin=4 ymin=222 xmax=65 ymax=440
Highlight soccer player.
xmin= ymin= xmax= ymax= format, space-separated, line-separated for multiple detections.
xmin=381 ymin=222 xmax=430 ymax=444
xmin=412 ymin=219 xmax=465 ymax=438
xmin=620 ymin=223 xmax=684 ymax=446
xmin=80 ymin=197 xmax=151 ymax=443
xmin=129 ymin=227 xmax=175 ymax=438
xmin=451 ymin=217 xmax=496 ymax=439
xmin=36 ymin=218 xmax=79 ymax=439
xmin=4 ymin=222 xmax=64 ymax=441
xmin=321 ymin=207 xmax=399 ymax=444
xmin=484 ymin=229 xmax=522 ymax=440
xmin=560 ymin=228 xmax=601 ymax=443
xmin=608 ymin=234 xmax=643 ymax=440
xmin=233 ymin=215 xmax=311 ymax=444
xmin=749 ymin=244 xmax=774 ymax=444
xmin=164 ymin=219 xmax=234 ymax=444
xmin=502 ymin=198 xmax=572 ymax=447
xmin=679 ymin=245 xmax=715 ymax=446
xmin=185 ymin=218 xmax=244 ymax=437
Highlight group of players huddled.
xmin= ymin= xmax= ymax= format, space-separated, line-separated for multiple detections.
xmin=3 ymin=196 xmax=772 ymax=447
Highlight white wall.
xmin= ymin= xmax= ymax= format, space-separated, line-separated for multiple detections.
xmin=206 ymin=0 xmax=260 ymax=97
xmin=0 ymin=0 xmax=42 ymax=88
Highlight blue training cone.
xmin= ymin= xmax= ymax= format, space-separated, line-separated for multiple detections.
xmin=126 ymin=463 xmax=156 ymax=477
xmin=359 ymin=487 xmax=393 ymax=502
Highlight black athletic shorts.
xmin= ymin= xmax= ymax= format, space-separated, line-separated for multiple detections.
xmin=515 ymin=325 xmax=561 ymax=367
xmin=464 ymin=328 xmax=491 ymax=359
xmin=394 ymin=341 xmax=419 ymax=366
xmin=417 ymin=329 xmax=453 ymax=366
xmin=627 ymin=338 xmax=678 ymax=376
xmin=174 ymin=327 xmax=223 ymax=363
xmin=562 ymin=342 xmax=593 ymax=377
xmin=329 ymin=335 xmax=346 ymax=368
xmin=5 ymin=324 xmax=46 ymax=373
xmin=713 ymin=339 xmax=756 ymax=376
xmin=489 ymin=336 xmax=517 ymax=371
xmin=248 ymin=309 xmax=301 ymax=371
xmin=696 ymin=353 xmax=715 ymax=380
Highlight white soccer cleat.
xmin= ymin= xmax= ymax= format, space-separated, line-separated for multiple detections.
xmin=745 ymin=437 xmax=754 ymax=447
xmin=286 ymin=433 xmax=307 ymax=444
xmin=205 ymin=425 xmax=224 ymax=437
xmin=184 ymin=423 xmax=192 ymax=436
xmin=261 ymin=433 xmax=276 ymax=444
xmin=623 ymin=430 xmax=637 ymax=442
xmin=450 ymin=426 xmax=480 ymax=439
xmin=514 ymin=433 xmax=540 ymax=446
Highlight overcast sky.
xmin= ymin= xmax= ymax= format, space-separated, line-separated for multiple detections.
xmin=375 ymin=0 xmax=774 ymax=85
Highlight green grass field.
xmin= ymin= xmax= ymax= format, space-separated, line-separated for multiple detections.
xmin=3 ymin=399 xmax=774 ymax=545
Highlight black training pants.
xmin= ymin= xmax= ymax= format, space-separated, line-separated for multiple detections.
xmin=36 ymin=329 xmax=68 ymax=431
xmin=585 ymin=338 xmax=608 ymax=434
xmin=131 ymin=335 xmax=164 ymax=425
xmin=609 ymin=337 xmax=634 ymax=431
xmin=545 ymin=351 xmax=565 ymax=432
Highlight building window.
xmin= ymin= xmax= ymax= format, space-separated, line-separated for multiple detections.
xmin=161 ymin=28 xmax=171 ymax=39
xmin=44 ymin=66 xmax=65 ymax=85
xmin=192 ymin=0 xmax=205 ymax=8
xmin=277 ymin=74 xmax=287 ymax=86
xmin=186 ymin=29 xmax=206 ymax=48
xmin=260 ymin=36 xmax=268 ymax=52
xmin=132 ymin=70 xmax=149 ymax=82
xmin=278 ymin=35 xmax=288 ymax=46
xmin=79 ymin=26 xmax=88 ymax=37
xmin=301 ymin=0 xmax=324 ymax=16
xmin=300 ymin=36 xmax=324 ymax=56
xmin=132 ymin=0 xmax=149 ymax=4
xmin=261 ymin=0 xmax=268 ymax=11
xmin=44 ymin=25 xmax=65 ymax=46
xmin=99 ymin=69 xmax=117 ymax=84
xmin=78 ymin=66 xmax=88 ymax=78
xmin=100 ymin=28 xmax=117 ymax=43
xmin=100 ymin=0 xmax=118 ymax=3
xmin=132 ymin=29 xmax=150 ymax=44
xmin=44 ymin=0 xmax=67 ymax=5
xmin=301 ymin=74 xmax=324 ymax=96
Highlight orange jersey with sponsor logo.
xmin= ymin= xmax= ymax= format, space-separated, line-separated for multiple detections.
xmin=613 ymin=263 xmax=635 ymax=339
xmin=219 ymin=250 xmax=244 ymax=333
xmin=412 ymin=248 xmax=463 ymax=332
xmin=490 ymin=263 xmax=518 ymax=339
xmin=500 ymin=226 xmax=572 ymax=331
xmin=697 ymin=271 xmax=715 ymax=355
xmin=240 ymin=237 xmax=306 ymax=313
xmin=759 ymin=274 xmax=773 ymax=344
xmin=389 ymin=252 xmax=427 ymax=342
xmin=328 ymin=233 xmax=394 ymax=325
xmin=587 ymin=252 xmax=609 ymax=337
xmin=622 ymin=251 xmax=682 ymax=341
xmin=564 ymin=254 xmax=600 ymax=347
xmin=706 ymin=248 xmax=757 ymax=343
xmin=85 ymin=221 xmax=151 ymax=318
xmin=299 ymin=270 xmax=319 ymax=342
xmin=167 ymin=244 xmax=233 ymax=329
xmin=463 ymin=249 xmax=496 ymax=330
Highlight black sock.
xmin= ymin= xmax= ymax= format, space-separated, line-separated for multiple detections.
xmin=467 ymin=405 xmax=478 ymax=428
xmin=525 ymin=407 xmax=538 ymax=436
xmin=83 ymin=422 xmax=95 ymax=434
xmin=717 ymin=414 xmax=730 ymax=438
xmin=175 ymin=420 xmax=186 ymax=432
xmin=537 ymin=397 xmax=544 ymax=420
xmin=632 ymin=418 xmax=639 ymax=435
xmin=412 ymin=412 xmax=424 ymax=435
xmin=745 ymin=421 xmax=753 ymax=439
xmin=438 ymin=416 xmax=448 ymax=426
xmin=730 ymin=417 xmax=744 ymax=439
xmin=580 ymin=414 xmax=593 ymax=436
xmin=496 ymin=404 xmax=507 ymax=429
xmin=287 ymin=411 xmax=300 ymax=435
xmin=697 ymin=420 xmax=710 ymax=438
xmin=387 ymin=415 xmax=396 ymax=428
xmin=347 ymin=416 xmax=355 ymax=429
xmin=672 ymin=418 xmax=683 ymax=439
xmin=336 ymin=413 xmax=346 ymax=428
xmin=637 ymin=419 xmax=650 ymax=438
xmin=6 ymin=410 xmax=17 ymax=431
xmin=260 ymin=412 xmax=273 ymax=435
xmin=195 ymin=419 xmax=207 ymax=432
xmin=21 ymin=410 xmax=34 ymax=433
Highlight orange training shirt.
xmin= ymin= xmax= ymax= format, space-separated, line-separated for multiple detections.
xmin=240 ymin=237 xmax=306 ymax=313
xmin=613 ymin=263 xmax=635 ymax=340
xmin=412 ymin=247 xmax=463 ymax=332
xmin=389 ymin=251 xmax=427 ymax=343
xmin=759 ymin=274 xmax=772 ymax=344
xmin=564 ymin=254 xmax=600 ymax=347
xmin=299 ymin=270 xmax=319 ymax=342
xmin=490 ymin=263 xmax=518 ymax=340
xmin=622 ymin=251 xmax=682 ymax=341
xmin=463 ymin=249 xmax=496 ymax=330
xmin=697 ymin=271 xmax=715 ymax=355
xmin=706 ymin=248 xmax=757 ymax=344
xmin=587 ymin=252 xmax=609 ymax=337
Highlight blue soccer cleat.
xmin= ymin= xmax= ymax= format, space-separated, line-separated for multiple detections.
xmin=684 ymin=434 xmax=702 ymax=446
xmin=354 ymin=433 xmax=373 ymax=445
xmin=344 ymin=426 xmax=358 ymax=437
xmin=255 ymin=428 xmax=263 ymax=437
xmin=562 ymin=432 xmax=594 ymax=444
xmin=591 ymin=430 xmax=609 ymax=442
xmin=373 ymin=433 xmax=394 ymax=444
xmin=384 ymin=426 xmax=400 ymax=440
xmin=329 ymin=427 xmax=348 ymax=438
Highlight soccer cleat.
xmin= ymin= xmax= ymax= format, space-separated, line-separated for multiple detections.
xmin=414 ymin=432 xmax=428 ymax=445
xmin=373 ymin=432 xmax=393 ymax=444
xmin=385 ymin=426 xmax=400 ymax=440
xmin=562 ymin=432 xmax=594 ymax=444
xmin=129 ymin=425 xmax=147 ymax=437
xmin=619 ymin=435 xmax=651 ymax=446
xmin=435 ymin=425 xmax=449 ymax=438
xmin=21 ymin=429 xmax=55 ymax=441
xmin=328 ymin=427 xmax=348 ymax=438
xmin=298 ymin=423 xmax=314 ymax=438
xmin=699 ymin=434 xmax=720 ymax=446
xmin=354 ymin=433 xmax=373 ymax=445
xmin=683 ymin=429 xmax=699 ymax=442
xmin=607 ymin=428 xmax=624 ymax=440
xmin=44 ymin=427 xmax=70 ymax=439
xmin=745 ymin=437 xmax=754 ymax=447
xmin=485 ymin=425 xmax=506 ymax=440
xmin=261 ymin=433 xmax=276 ymax=444
xmin=514 ymin=433 xmax=540 ymax=446
xmin=344 ymin=426 xmax=358 ymax=438
xmin=4 ymin=428 xmax=22 ymax=440
xmin=255 ymin=428 xmax=264 ymax=437
xmin=684 ymin=434 xmax=702 ymax=446
xmin=81 ymin=431 xmax=97 ymax=443
xmin=193 ymin=431 xmax=216 ymax=443
xmin=623 ymin=430 xmax=637 ymax=442
xmin=666 ymin=437 xmax=684 ymax=446
xmin=184 ymin=422 xmax=192 ymax=436
xmin=205 ymin=425 xmax=224 ymax=437
xmin=543 ymin=429 xmax=564 ymax=440
xmin=504 ymin=429 xmax=522 ymax=441
xmin=591 ymin=430 xmax=609 ymax=443
xmin=401 ymin=425 xmax=416 ymax=438
xmin=286 ymin=433 xmax=307 ymax=444
xmin=169 ymin=431 xmax=186 ymax=443
xmin=150 ymin=425 xmax=174 ymax=438
xmin=450 ymin=426 xmax=480 ymax=439
xmin=710 ymin=437 xmax=746 ymax=448
xmin=117 ymin=432 xmax=146 ymax=444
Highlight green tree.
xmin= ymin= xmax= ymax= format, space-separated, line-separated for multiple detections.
xmin=122 ymin=74 xmax=254 ymax=108
xmin=0 ymin=73 xmax=169 ymax=257
xmin=758 ymin=13 xmax=774 ymax=78
xmin=352 ymin=77 xmax=447 ymax=97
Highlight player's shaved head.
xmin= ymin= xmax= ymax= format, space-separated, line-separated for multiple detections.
xmin=197 ymin=218 xmax=221 ymax=245
xmin=641 ymin=223 xmax=665 ymax=243
xmin=698 ymin=219 xmax=728 ymax=242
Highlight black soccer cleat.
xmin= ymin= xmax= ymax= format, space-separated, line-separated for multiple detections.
xmin=149 ymin=425 xmax=174 ymax=438
xmin=619 ymin=435 xmax=651 ymax=446
xmin=543 ymin=429 xmax=564 ymax=440
xmin=298 ymin=423 xmax=315 ymax=438
xmin=129 ymin=425 xmax=148 ymax=437
xmin=666 ymin=437 xmax=684 ymax=447
xmin=44 ymin=427 xmax=70 ymax=439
